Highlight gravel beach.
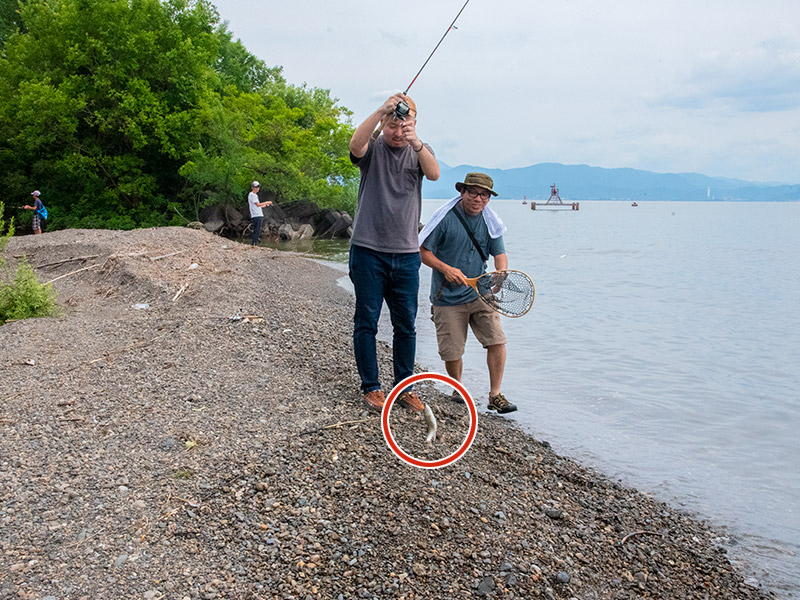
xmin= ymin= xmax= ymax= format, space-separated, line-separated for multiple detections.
xmin=1 ymin=227 xmax=777 ymax=600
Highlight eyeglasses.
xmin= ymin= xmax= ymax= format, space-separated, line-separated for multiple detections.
xmin=465 ymin=187 xmax=491 ymax=200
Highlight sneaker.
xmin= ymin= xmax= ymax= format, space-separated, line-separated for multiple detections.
xmin=363 ymin=390 xmax=385 ymax=412
xmin=488 ymin=393 xmax=517 ymax=414
xmin=450 ymin=390 xmax=466 ymax=404
xmin=398 ymin=390 xmax=425 ymax=412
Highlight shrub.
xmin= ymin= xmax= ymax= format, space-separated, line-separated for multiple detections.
xmin=0 ymin=202 xmax=60 ymax=324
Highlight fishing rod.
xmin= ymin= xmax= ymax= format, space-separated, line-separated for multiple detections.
xmin=393 ymin=0 xmax=471 ymax=120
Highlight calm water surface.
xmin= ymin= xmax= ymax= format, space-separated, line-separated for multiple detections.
xmin=296 ymin=200 xmax=800 ymax=597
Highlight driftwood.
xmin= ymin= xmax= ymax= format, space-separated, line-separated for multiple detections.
xmin=148 ymin=250 xmax=186 ymax=261
xmin=172 ymin=282 xmax=189 ymax=302
xmin=299 ymin=417 xmax=376 ymax=436
xmin=36 ymin=255 xmax=100 ymax=269
xmin=45 ymin=263 xmax=102 ymax=284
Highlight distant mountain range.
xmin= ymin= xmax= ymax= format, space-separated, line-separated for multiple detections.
xmin=423 ymin=162 xmax=800 ymax=202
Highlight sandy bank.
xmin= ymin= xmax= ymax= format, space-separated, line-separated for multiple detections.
xmin=0 ymin=228 xmax=776 ymax=599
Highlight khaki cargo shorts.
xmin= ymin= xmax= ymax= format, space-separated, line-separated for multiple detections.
xmin=431 ymin=299 xmax=506 ymax=362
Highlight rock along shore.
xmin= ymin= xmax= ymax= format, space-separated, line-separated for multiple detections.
xmin=1 ymin=227 xmax=776 ymax=600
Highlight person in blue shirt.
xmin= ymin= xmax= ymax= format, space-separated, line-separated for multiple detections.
xmin=23 ymin=190 xmax=46 ymax=235
xmin=419 ymin=173 xmax=517 ymax=414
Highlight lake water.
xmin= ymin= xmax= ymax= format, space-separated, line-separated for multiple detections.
xmin=271 ymin=199 xmax=800 ymax=598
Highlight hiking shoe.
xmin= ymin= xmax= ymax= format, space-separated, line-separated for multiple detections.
xmin=488 ymin=393 xmax=517 ymax=414
xmin=398 ymin=390 xmax=425 ymax=412
xmin=450 ymin=390 xmax=466 ymax=404
xmin=363 ymin=390 xmax=385 ymax=412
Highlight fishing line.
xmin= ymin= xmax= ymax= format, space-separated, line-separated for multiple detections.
xmin=404 ymin=0 xmax=471 ymax=94
xmin=393 ymin=0 xmax=471 ymax=119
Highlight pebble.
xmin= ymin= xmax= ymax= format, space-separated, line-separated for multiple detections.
xmin=0 ymin=228 xmax=777 ymax=600
xmin=477 ymin=576 xmax=496 ymax=595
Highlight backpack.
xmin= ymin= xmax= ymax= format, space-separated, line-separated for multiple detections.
xmin=36 ymin=204 xmax=47 ymax=220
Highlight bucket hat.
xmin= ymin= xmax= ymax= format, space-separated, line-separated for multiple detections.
xmin=455 ymin=172 xmax=498 ymax=197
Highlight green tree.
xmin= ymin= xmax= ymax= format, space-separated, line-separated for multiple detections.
xmin=0 ymin=0 xmax=24 ymax=45
xmin=0 ymin=0 xmax=358 ymax=230
xmin=181 ymin=55 xmax=358 ymax=213
xmin=0 ymin=0 xmax=222 ymax=228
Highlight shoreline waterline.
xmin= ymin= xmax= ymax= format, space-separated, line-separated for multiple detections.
xmin=300 ymin=198 xmax=799 ymax=599
xmin=0 ymin=226 xmax=782 ymax=599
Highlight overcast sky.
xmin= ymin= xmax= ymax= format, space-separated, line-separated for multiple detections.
xmin=210 ymin=0 xmax=800 ymax=184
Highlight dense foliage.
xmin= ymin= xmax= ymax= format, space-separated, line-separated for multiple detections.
xmin=0 ymin=201 xmax=59 ymax=324
xmin=0 ymin=0 xmax=358 ymax=231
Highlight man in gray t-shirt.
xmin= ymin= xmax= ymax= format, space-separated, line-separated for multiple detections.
xmin=348 ymin=92 xmax=440 ymax=413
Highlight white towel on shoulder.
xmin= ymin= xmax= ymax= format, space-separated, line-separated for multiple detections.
xmin=418 ymin=196 xmax=506 ymax=247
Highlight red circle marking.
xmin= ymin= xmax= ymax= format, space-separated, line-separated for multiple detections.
xmin=381 ymin=372 xmax=478 ymax=469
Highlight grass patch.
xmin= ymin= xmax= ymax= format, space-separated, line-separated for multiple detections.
xmin=0 ymin=202 xmax=59 ymax=324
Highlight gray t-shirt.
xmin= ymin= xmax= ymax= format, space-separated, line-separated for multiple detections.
xmin=350 ymin=135 xmax=434 ymax=253
xmin=421 ymin=202 xmax=506 ymax=306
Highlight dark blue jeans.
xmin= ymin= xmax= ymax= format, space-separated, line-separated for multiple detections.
xmin=251 ymin=216 xmax=263 ymax=245
xmin=349 ymin=244 xmax=420 ymax=394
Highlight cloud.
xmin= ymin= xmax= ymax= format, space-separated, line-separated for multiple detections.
xmin=654 ymin=31 xmax=800 ymax=112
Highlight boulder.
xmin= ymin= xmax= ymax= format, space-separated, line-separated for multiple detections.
xmin=199 ymin=203 xmax=224 ymax=224
xmin=203 ymin=219 xmax=224 ymax=233
xmin=263 ymin=203 xmax=287 ymax=223
xmin=315 ymin=209 xmax=340 ymax=232
xmin=277 ymin=223 xmax=295 ymax=241
xmin=297 ymin=224 xmax=314 ymax=240
xmin=282 ymin=200 xmax=320 ymax=224
xmin=223 ymin=204 xmax=246 ymax=229
xmin=318 ymin=210 xmax=353 ymax=239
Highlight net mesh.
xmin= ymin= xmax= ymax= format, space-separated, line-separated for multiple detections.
xmin=474 ymin=270 xmax=535 ymax=317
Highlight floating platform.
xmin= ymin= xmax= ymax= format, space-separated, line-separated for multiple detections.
xmin=531 ymin=202 xmax=579 ymax=210
xmin=530 ymin=184 xmax=579 ymax=210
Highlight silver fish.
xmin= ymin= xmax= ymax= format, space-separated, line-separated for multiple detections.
xmin=424 ymin=404 xmax=437 ymax=444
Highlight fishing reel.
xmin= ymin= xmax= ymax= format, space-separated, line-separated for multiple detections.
xmin=394 ymin=100 xmax=411 ymax=121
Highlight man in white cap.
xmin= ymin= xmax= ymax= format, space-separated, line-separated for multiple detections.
xmin=248 ymin=181 xmax=272 ymax=246
xmin=23 ymin=190 xmax=47 ymax=235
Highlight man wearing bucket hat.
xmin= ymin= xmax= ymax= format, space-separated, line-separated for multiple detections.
xmin=419 ymin=172 xmax=517 ymax=414
xmin=348 ymin=92 xmax=440 ymax=413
